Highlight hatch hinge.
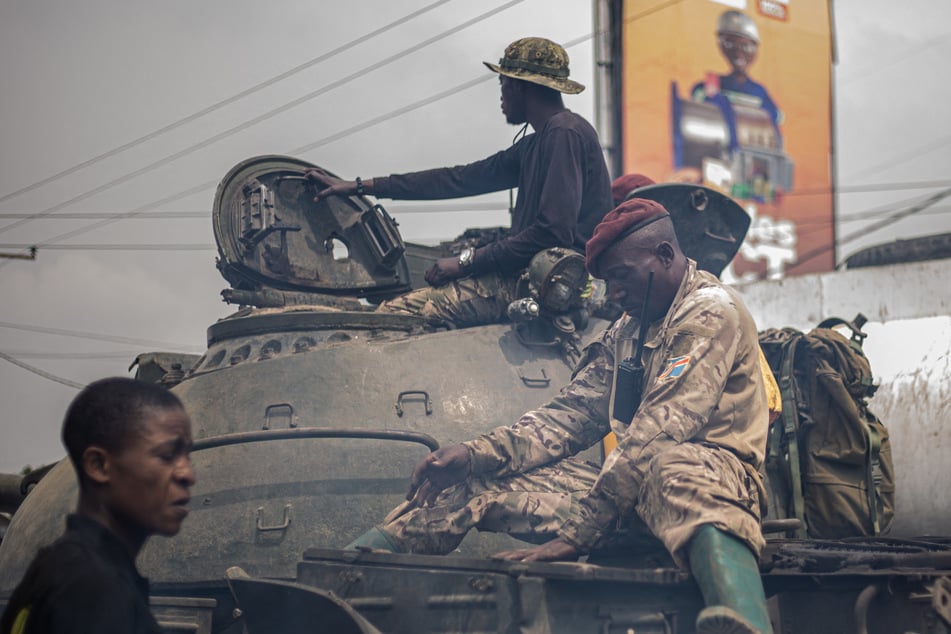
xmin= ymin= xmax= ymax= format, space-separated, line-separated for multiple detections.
xmin=360 ymin=204 xmax=404 ymax=267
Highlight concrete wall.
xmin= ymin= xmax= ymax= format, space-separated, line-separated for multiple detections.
xmin=736 ymin=258 xmax=951 ymax=331
xmin=735 ymin=259 xmax=951 ymax=536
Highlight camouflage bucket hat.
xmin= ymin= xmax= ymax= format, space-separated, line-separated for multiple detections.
xmin=483 ymin=37 xmax=584 ymax=95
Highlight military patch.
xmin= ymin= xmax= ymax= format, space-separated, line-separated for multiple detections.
xmin=658 ymin=355 xmax=690 ymax=381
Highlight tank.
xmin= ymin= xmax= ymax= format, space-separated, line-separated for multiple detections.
xmin=0 ymin=155 xmax=617 ymax=630
xmin=1 ymin=157 xmax=949 ymax=634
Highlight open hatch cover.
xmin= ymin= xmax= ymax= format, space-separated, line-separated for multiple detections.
xmin=628 ymin=184 xmax=751 ymax=278
xmin=213 ymin=155 xmax=411 ymax=299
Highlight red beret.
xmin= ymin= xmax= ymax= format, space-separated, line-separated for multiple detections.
xmin=586 ymin=198 xmax=670 ymax=278
xmin=611 ymin=173 xmax=656 ymax=204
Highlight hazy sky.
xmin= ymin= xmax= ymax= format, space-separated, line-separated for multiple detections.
xmin=1 ymin=0 xmax=949 ymax=473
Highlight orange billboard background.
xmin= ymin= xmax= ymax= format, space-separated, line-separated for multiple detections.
xmin=621 ymin=0 xmax=835 ymax=279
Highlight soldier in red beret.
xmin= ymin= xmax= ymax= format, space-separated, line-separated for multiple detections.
xmin=348 ymin=198 xmax=773 ymax=633
xmin=610 ymin=173 xmax=656 ymax=206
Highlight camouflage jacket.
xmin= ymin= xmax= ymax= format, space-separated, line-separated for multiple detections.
xmin=464 ymin=260 xmax=769 ymax=550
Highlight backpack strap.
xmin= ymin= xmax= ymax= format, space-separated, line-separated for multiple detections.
xmin=815 ymin=314 xmax=877 ymax=396
xmin=777 ymin=335 xmax=808 ymax=538
xmin=817 ymin=314 xmax=868 ymax=351
xmin=865 ymin=421 xmax=883 ymax=535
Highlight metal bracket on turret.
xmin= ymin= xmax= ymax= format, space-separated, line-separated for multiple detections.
xmin=238 ymin=182 xmax=301 ymax=257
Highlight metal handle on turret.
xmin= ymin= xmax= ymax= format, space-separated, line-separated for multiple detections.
xmin=192 ymin=428 xmax=439 ymax=452
xmin=395 ymin=391 xmax=433 ymax=417
xmin=256 ymin=504 xmax=292 ymax=532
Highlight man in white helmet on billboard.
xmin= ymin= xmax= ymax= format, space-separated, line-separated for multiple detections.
xmin=691 ymin=10 xmax=784 ymax=145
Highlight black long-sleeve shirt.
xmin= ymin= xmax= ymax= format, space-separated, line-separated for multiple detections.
xmin=1 ymin=515 xmax=162 ymax=634
xmin=373 ymin=110 xmax=612 ymax=276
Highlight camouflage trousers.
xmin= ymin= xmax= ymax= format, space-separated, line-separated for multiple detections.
xmin=380 ymin=442 xmax=766 ymax=568
xmin=376 ymin=272 xmax=521 ymax=329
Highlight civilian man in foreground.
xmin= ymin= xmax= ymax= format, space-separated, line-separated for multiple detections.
xmin=1 ymin=378 xmax=196 ymax=634
xmin=348 ymin=198 xmax=773 ymax=633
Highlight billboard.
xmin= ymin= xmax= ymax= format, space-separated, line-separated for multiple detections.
xmin=619 ymin=0 xmax=835 ymax=280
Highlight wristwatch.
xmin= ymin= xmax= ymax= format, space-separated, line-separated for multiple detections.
xmin=458 ymin=247 xmax=475 ymax=269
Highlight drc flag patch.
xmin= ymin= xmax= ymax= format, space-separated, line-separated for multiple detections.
xmin=659 ymin=355 xmax=690 ymax=382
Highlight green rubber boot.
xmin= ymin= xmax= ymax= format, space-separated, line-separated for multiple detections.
xmin=688 ymin=525 xmax=773 ymax=634
xmin=343 ymin=527 xmax=400 ymax=552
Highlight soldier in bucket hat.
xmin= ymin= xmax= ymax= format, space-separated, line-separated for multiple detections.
xmin=347 ymin=198 xmax=774 ymax=633
xmin=307 ymin=37 xmax=612 ymax=328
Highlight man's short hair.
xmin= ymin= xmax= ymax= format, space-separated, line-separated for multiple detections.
xmin=61 ymin=377 xmax=184 ymax=482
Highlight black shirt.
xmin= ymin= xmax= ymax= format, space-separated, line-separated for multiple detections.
xmin=373 ymin=110 xmax=613 ymax=276
xmin=0 ymin=515 xmax=162 ymax=634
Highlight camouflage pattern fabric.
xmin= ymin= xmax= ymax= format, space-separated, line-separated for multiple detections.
xmin=379 ymin=260 xmax=769 ymax=565
xmin=381 ymin=457 xmax=600 ymax=554
xmin=634 ymin=441 xmax=765 ymax=566
xmin=557 ymin=262 xmax=769 ymax=555
xmin=484 ymin=37 xmax=585 ymax=95
xmin=381 ymin=443 xmax=763 ymax=567
xmin=375 ymin=271 xmax=520 ymax=328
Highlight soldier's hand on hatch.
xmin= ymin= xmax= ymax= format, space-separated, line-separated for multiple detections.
xmin=491 ymin=538 xmax=580 ymax=562
xmin=424 ymin=257 xmax=463 ymax=287
xmin=304 ymin=170 xmax=355 ymax=202
xmin=407 ymin=444 xmax=471 ymax=507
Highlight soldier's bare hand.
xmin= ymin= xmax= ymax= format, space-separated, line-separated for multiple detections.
xmin=424 ymin=257 xmax=463 ymax=287
xmin=304 ymin=170 xmax=355 ymax=202
xmin=491 ymin=538 xmax=580 ymax=562
xmin=407 ymin=444 xmax=471 ymax=507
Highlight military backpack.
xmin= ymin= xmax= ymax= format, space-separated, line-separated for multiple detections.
xmin=759 ymin=314 xmax=895 ymax=539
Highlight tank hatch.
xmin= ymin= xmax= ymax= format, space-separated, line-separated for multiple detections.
xmin=213 ymin=155 xmax=411 ymax=302
xmin=627 ymin=183 xmax=751 ymax=278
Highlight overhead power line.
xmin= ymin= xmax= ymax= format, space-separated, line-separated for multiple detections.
xmin=837 ymin=187 xmax=951 ymax=246
xmin=625 ymin=0 xmax=685 ymax=24
xmin=0 ymin=0 xmax=454 ymax=208
xmin=1 ymin=27 xmax=557 ymax=264
xmin=1 ymin=0 xmax=943 ymax=265
xmin=0 ymin=201 xmax=508 ymax=220
xmin=838 ymin=33 xmax=949 ymax=87
xmin=0 ymin=0 xmax=524 ymax=239
xmin=0 ymin=321 xmax=204 ymax=353
xmin=289 ymin=75 xmax=492 ymax=156
xmin=0 ymin=0 xmax=664 ymax=232
xmin=0 ymin=2 xmax=675 ymax=246
xmin=839 ymin=203 xmax=951 ymax=223
xmin=0 ymin=211 xmax=209 ymax=219
xmin=1 ymin=351 xmax=141 ymax=360
xmin=11 ymin=198 xmax=949 ymax=252
xmin=835 ymin=189 xmax=951 ymax=223
xmin=841 ymin=133 xmax=951 ymax=181
xmin=0 ymin=244 xmax=214 ymax=251
xmin=8 ymin=181 xmax=231 ymax=258
xmin=779 ymin=178 xmax=951 ymax=197
xmin=838 ymin=179 xmax=951 ymax=194
xmin=0 ymin=352 xmax=85 ymax=390
xmin=793 ymin=186 xmax=951 ymax=269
